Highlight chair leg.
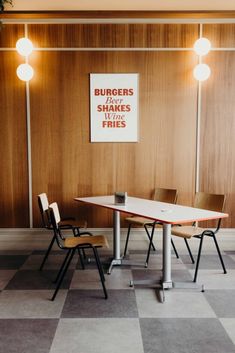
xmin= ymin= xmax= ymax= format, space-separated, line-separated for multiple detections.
xmin=53 ymin=249 xmax=71 ymax=283
xmin=39 ymin=234 xmax=56 ymax=271
xmin=171 ymin=239 xmax=179 ymax=259
xmin=145 ymin=224 xmax=156 ymax=267
xmin=92 ymin=247 xmax=108 ymax=299
xmin=123 ymin=224 xmax=132 ymax=257
xmin=193 ymin=234 xmax=205 ymax=282
xmin=77 ymin=248 xmax=85 ymax=270
xmin=212 ymin=234 xmax=227 ymax=274
xmin=51 ymin=248 xmax=75 ymax=301
xmin=184 ymin=238 xmax=195 ymax=264
xmin=144 ymin=225 xmax=156 ymax=251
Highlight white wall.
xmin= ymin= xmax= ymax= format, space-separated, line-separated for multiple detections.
xmin=5 ymin=0 xmax=235 ymax=11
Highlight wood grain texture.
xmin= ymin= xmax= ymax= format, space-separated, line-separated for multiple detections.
xmin=0 ymin=52 xmax=29 ymax=227
xmin=199 ymin=52 xmax=235 ymax=228
xmin=2 ymin=10 xmax=235 ymax=19
xmin=203 ymin=24 xmax=235 ymax=48
xmin=0 ymin=24 xmax=24 ymax=48
xmin=28 ymin=23 xmax=198 ymax=48
xmin=30 ymin=50 xmax=197 ymax=227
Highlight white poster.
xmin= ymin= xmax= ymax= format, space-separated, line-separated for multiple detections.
xmin=90 ymin=73 xmax=139 ymax=142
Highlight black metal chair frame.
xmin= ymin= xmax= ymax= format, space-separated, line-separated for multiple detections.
xmin=124 ymin=221 xmax=179 ymax=267
xmin=189 ymin=219 xmax=227 ymax=282
xmin=49 ymin=208 xmax=108 ymax=301
xmin=172 ymin=192 xmax=227 ymax=282
xmin=38 ymin=194 xmax=91 ymax=271
xmin=123 ymin=188 xmax=179 ymax=267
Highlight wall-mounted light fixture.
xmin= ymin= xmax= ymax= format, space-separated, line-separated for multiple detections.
xmin=16 ymin=38 xmax=33 ymax=57
xmin=16 ymin=63 xmax=34 ymax=82
xmin=193 ymin=37 xmax=211 ymax=82
xmin=193 ymin=63 xmax=211 ymax=82
xmin=16 ymin=37 xmax=34 ymax=82
xmin=193 ymin=37 xmax=211 ymax=56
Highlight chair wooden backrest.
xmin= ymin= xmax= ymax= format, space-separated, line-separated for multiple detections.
xmin=194 ymin=192 xmax=225 ymax=232
xmin=153 ymin=188 xmax=178 ymax=204
xmin=194 ymin=192 xmax=225 ymax=213
xmin=38 ymin=193 xmax=50 ymax=228
xmin=49 ymin=202 xmax=64 ymax=247
xmin=49 ymin=202 xmax=61 ymax=227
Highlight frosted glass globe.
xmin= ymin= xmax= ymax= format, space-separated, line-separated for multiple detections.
xmin=193 ymin=64 xmax=211 ymax=81
xmin=194 ymin=38 xmax=211 ymax=56
xmin=16 ymin=63 xmax=34 ymax=81
xmin=16 ymin=38 xmax=33 ymax=57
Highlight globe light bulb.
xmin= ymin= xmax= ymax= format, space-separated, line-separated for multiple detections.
xmin=16 ymin=63 xmax=34 ymax=81
xmin=16 ymin=38 xmax=34 ymax=57
xmin=193 ymin=37 xmax=211 ymax=56
xmin=193 ymin=63 xmax=211 ymax=81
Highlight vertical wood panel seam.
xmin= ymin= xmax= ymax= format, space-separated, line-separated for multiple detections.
xmin=195 ymin=23 xmax=202 ymax=194
xmin=25 ymin=23 xmax=33 ymax=228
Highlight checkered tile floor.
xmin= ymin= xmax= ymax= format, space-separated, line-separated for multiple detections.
xmin=0 ymin=233 xmax=235 ymax=353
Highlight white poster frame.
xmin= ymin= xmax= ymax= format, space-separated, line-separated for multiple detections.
xmin=90 ymin=73 xmax=139 ymax=143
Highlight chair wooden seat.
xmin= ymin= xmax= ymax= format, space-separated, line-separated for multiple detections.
xmin=64 ymin=235 xmax=109 ymax=249
xmin=171 ymin=225 xmax=206 ymax=239
xmin=125 ymin=216 xmax=154 ymax=226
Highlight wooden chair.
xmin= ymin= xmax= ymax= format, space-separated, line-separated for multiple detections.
xmin=171 ymin=192 xmax=227 ymax=282
xmin=49 ymin=202 xmax=109 ymax=301
xmin=124 ymin=188 xmax=178 ymax=267
xmin=38 ymin=193 xmax=89 ymax=271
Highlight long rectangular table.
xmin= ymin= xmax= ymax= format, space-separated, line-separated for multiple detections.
xmin=75 ymin=195 xmax=228 ymax=289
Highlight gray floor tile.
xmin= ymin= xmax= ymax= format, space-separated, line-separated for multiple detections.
xmin=140 ymin=318 xmax=235 ymax=353
xmin=0 ymin=250 xmax=31 ymax=255
xmin=0 ymin=319 xmax=58 ymax=353
xmin=32 ymin=250 xmax=64 ymax=255
xmin=129 ymin=253 xmax=187 ymax=270
xmin=0 ymin=270 xmax=16 ymax=290
xmin=0 ymin=255 xmax=28 ymax=269
xmin=136 ymin=289 xmax=216 ymax=318
xmin=50 ymin=318 xmax=144 ymax=353
xmin=70 ymin=268 xmax=133 ymax=290
xmin=132 ymin=268 xmax=192 ymax=285
xmin=22 ymin=254 xmax=78 ymax=270
xmin=0 ymin=290 xmax=67 ymax=318
xmin=5 ymin=269 xmax=74 ymax=290
xmin=61 ymin=289 xmax=138 ymax=318
xmin=220 ymin=319 xmax=235 ymax=345
xmin=181 ymin=254 xmax=235 ymax=269
xmin=188 ymin=269 xmax=235 ymax=289
xmin=225 ymin=251 xmax=235 ymax=255
xmin=204 ymin=290 xmax=235 ymax=318
xmin=0 ymin=231 xmax=235 ymax=353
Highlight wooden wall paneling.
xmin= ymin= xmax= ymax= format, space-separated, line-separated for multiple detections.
xmin=203 ymin=24 xmax=235 ymax=48
xmin=146 ymin=24 xmax=199 ymax=48
xmin=0 ymin=52 xmax=29 ymax=227
xmin=30 ymin=49 xmax=198 ymax=227
xmin=200 ymin=52 xmax=235 ymax=228
xmin=28 ymin=24 xmax=130 ymax=48
xmin=0 ymin=24 xmax=24 ymax=48
xmin=134 ymin=51 xmax=197 ymax=207
xmin=30 ymin=51 xmax=117 ymax=227
xmin=3 ymin=11 xmax=235 ymax=20
xmin=28 ymin=23 xmax=198 ymax=48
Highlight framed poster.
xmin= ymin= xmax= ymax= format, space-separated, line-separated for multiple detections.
xmin=90 ymin=73 xmax=139 ymax=142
